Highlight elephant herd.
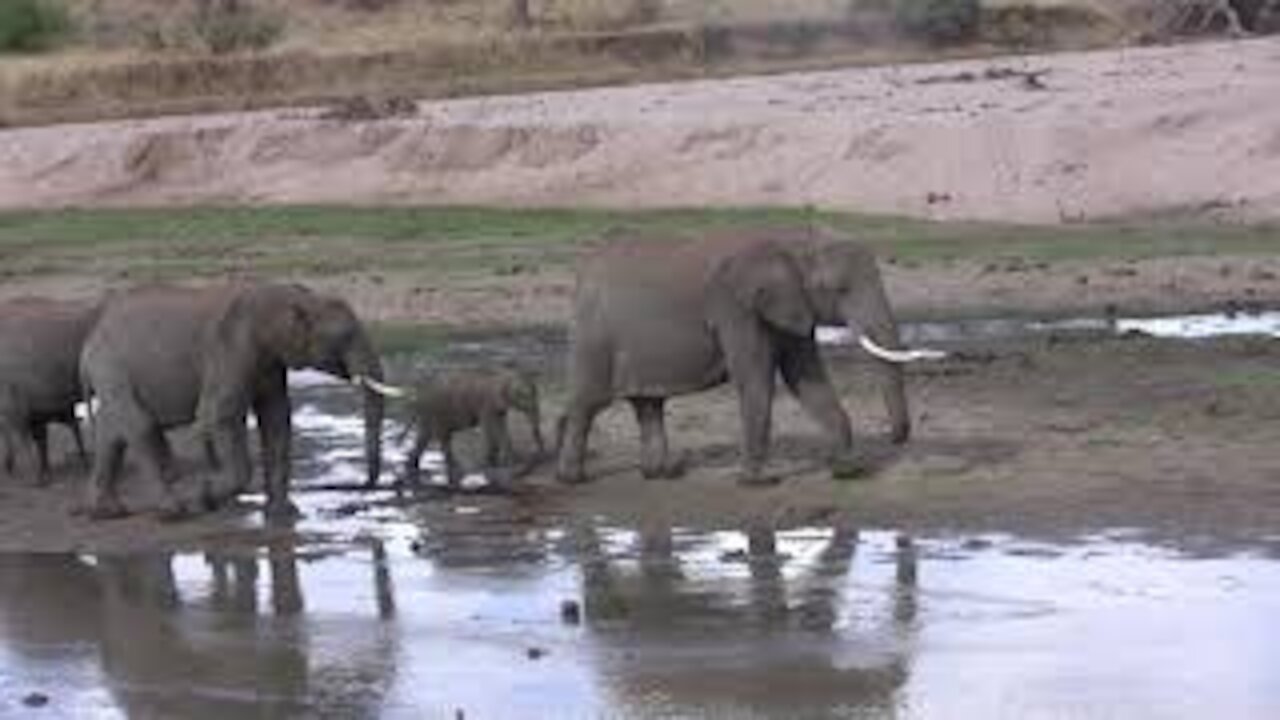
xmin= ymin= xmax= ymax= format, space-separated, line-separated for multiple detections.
xmin=0 ymin=227 xmax=942 ymax=522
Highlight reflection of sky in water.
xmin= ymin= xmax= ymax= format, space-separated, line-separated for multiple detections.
xmin=288 ymin=371 xmax=491 ymax=490
xmin=818 ymin=311 xmax=1280 ymax=346
xmin=2 ymin=530 xmax=1280 ymax=717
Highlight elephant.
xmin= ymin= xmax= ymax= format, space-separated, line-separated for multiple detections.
xmin=0 ymin=297 xmax=101 ymax=485
xmin=79 ymin=282 xmax=386 ymax=520
xmin=362 ymin=366 xmax=546 ymax=487
xmin=555 ymin=226 xmax=944 ymax=487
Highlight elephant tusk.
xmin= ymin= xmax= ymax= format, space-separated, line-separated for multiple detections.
xmin=74 ymin=398 xmax=99 ymax=422
xmin=858 ymin=335 xmax=948 ymax=363
xmin=354 ymin=375 xmax=410 ymax=399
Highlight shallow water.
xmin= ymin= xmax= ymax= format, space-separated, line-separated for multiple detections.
xmin=17 ymin=314 xmax=1279 ymax=717
xmin=818 ymin=310 xmax=1280 ymax=346
xmin=1 ymin=526 xmax=1277 ymax=719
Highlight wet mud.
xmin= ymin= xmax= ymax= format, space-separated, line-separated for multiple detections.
xmin=0 ymin=311 xmax=1277 ymax=716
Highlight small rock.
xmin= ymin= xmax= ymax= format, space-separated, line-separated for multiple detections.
xmin=526 ymin=646 xmax=547 ymax=660
xmin=559 ymin=599 xmax=582 ymax=625
xmin=22 ymin=693 xmax=49 ymax=708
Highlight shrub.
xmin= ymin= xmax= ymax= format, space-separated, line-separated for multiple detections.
xmin=0 ymin=0 xmax=71 ymax=53
xmin=191 ymin=0 xmax=283 ymax=55
xmin=893 ymin=0 xmax=981 ymax=44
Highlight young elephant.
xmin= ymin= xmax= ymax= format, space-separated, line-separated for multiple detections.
xmin=362 ymin=367 xmax=546 ymax=487
xmin=0 ymin=297 xmax=101 ymax=485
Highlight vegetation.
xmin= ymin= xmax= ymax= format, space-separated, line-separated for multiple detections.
xmin=893 ymin=0 xmax=982 ymax=44
xmin=191 ymin=0 xmax=284 ymax=54
xmin=0 ymin=0 xmax=71 ymax=53
xmin=0 ymin=206 xmax=1274 ymax=283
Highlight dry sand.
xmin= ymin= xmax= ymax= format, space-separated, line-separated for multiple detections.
xmin=3 ymin=38 xmax=1280 ymax=222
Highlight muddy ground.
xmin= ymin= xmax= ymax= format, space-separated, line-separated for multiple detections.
xmin=3 ymin=325 xmax=1277 ymax=555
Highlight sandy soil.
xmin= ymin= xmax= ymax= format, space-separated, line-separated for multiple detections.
xmin=3 ymin=38 xmax=1280 ymax=222
xmin=3 ymin=333 xmax=1278 ymax=553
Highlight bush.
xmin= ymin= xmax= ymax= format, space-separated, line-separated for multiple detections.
xmin=0 ymin=0 xmax=71 ymax=53
xmin=893 ymin=0 xmax=981 ymax=44
xmin=191 ymin=0 xmax=283 ymax=55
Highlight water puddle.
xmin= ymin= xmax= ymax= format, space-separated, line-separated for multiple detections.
xmin=0 ymin=528 xmax=1276 ymax=718
xmin=818 ymin=310 xmax=1280 ymax=346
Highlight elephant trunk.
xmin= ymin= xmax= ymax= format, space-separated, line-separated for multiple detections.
xmin=842 ymin=286 xmax=911 ymax=445
xmin=529 ymin=391 xmax=546 ymax=457
xmin=342 ymin=333 xmax=385 ymax=487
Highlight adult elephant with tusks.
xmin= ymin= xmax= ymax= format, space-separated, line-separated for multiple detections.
xmin=79 ymin=283 xmax=386 ymax=521
xmin=556 ymin=226 xmax=946 ymax=487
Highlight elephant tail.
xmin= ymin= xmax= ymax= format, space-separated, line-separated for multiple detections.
xmin=355 ymin=375 xmax=410 ymax=400
xmin=858 ymin=335 xmax=948 ymax=364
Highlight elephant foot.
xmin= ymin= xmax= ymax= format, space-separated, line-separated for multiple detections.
xmin=265 ymin=500 xmax=301 ymax=522
xmin=85 ymin=497 xmax=129 ymax=521
xmin=736 ymin=470 xmax=781 ymax=488
xmin=155 ymin=502 xmax=190 ymax=524
xmin=641 ymin=454 xmax=688 ymax=481
xmin=556 ymin=468 xmax=591 ymax=486
xmin=830 ymin=453 xmax=872 ymax=481
xmin=197 ymin=486 xmax=229 ymax=514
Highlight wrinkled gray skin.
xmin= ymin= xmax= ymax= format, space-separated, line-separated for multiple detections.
xmin=557 ymin=228 xmax=911 ymax=486
xmin=0 ymin=298 xmax=100 ymax=485
xmin=397 ymin=367 xmax=545 ymax=487
xmin=80 ymin=283 xmax=385 ymax=520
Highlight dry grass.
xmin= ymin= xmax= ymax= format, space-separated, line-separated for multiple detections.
xmin=0 ymin=0 xmax=1228 ymax=128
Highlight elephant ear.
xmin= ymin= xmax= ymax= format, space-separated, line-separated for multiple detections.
xmin=718 ymin=243 xmax=816 ymax=336
xmin=194 ymin=294 xmax=260 ymax=432
xmin=194 ymin=286 xmax=312 ymax=431
xmin=258 ymin=289 xmax=316 ymax=367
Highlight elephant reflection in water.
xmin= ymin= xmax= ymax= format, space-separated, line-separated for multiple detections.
xmin=575 ymin=524 xmax=918 ymax=717
xmin=0 ymin=543 xmax=398 ymax=719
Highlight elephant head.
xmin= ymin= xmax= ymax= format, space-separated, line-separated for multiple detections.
xmin=211 ymin=284 xmax=386 ymax=486
xmin=799 ymin=241 xmax=939 ymax=443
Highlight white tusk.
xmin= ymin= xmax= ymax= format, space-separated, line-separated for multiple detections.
xmin=354 ymin=375 xmax=410 ymax=399
xmin=74 ymin=398 xmax=99 ymax=421
xmin=858 ymin=335 xmax=948 ymax=363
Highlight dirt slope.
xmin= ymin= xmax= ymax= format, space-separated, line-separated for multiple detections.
xmin=3 ymin=37 xmax=1279 ymax=222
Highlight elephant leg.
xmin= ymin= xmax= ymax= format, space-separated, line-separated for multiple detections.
xmin=556 ymin=394 xmax=609 ymax=485
xmin=203 ymin=436 xmax=222 ymax=472
xmin=68 ymin=419 xmax=89 ymax=471
xmin=0 ymin=433 xmax=11 ymax=476
xmin=777 ymin=339 xmax=862 ymax=479
xmin=630 ymin=397 xmax=684 ymax=480
xmin=403 ymin=430 xmax=429 ymax=488
xmin=30 ymin=422 xmax=51 ymax=486
xmin=482 ymin=410 xmax=515 ymax=467
xmin=2 ymin=422 xmax=39 ymax=486
xmin=441 ymin=433 xmax=461 ymax=487
xmin=210 ymin=421 xmax=253 ymax=515
xmin=85 ymin=426 xmax=128 ymax=520
xmin=720 ymin=326 xmax=781 ymax=487
xmin=134 ymin=426 xmax=183 ymax=520
xmin=254 ymin=387 xmax=296 ymax=520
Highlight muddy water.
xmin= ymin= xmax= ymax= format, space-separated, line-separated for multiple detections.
xmin=1 ymin=528 xmax=1278 ymax=718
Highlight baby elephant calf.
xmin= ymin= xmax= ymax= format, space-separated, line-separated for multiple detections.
xmin=363 ymin=367 xmax=545 ymax=488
